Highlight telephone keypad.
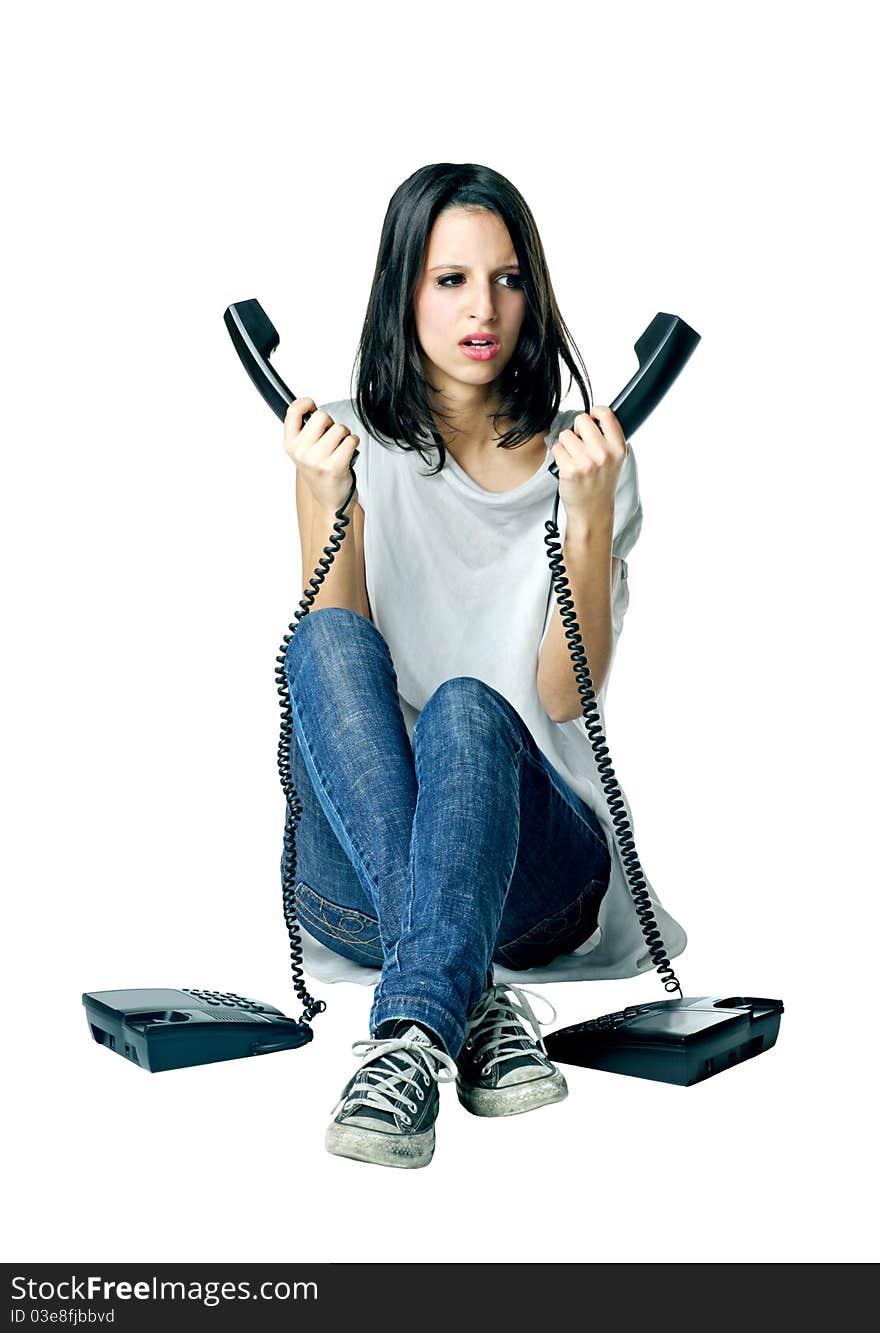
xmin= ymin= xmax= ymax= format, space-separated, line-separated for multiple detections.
xmin=184 ymin=988 xmax=267 ymax=1013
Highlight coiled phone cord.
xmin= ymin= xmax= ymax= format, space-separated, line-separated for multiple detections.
xmin=543 ymin=473 xmax=682 ymax=997
xmin=273 ymin=460 xmax=359 ymax=1024
xmin=276 ymin=453 xmax=682 ymax=1022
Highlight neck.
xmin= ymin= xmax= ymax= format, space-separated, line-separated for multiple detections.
xmin=427 ymin=384 xmax=509 ymax=457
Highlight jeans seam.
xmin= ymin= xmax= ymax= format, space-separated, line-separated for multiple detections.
xmin=403 ymin=806 xmax=417 ymax=938
xmin=298 ymin=904 xmax=380 ymax=947
xmin=295 ymin=887 xmax=382 ymax=956
xmin=298 ymin=890 xmax=377 ymax=936
xmin=295 ymin=883 xmax=378 ymax=929
xmin=297 ymin=902 xmax=383 ymax=964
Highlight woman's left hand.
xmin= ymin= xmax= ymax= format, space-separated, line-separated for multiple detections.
xmin=550 ymin=406 xmax=628 ymax=525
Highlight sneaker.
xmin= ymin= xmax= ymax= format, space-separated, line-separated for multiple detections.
xmin=325 ymin=1022 xmax=457 ymax=1168
xmin=456 ymin=983 xmax=568 ymax=1117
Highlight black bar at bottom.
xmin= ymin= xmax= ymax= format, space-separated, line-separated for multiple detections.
xmin=1 ymin=1261 xmax=872 ymax=1329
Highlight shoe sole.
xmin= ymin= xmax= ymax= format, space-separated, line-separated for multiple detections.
xmin=325 ymin=1122 xmax=436 ymax=1168
xmin=456 ymin=1070 xmax=569 ymax=1117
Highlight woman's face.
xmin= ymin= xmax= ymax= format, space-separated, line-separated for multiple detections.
xmin=413 ymin=207 xmax=526 ymax=403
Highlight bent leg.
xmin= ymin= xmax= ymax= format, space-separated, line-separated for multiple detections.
xmin=282 ymin=607 xmax=417 ymax=963
xmin=370 ymin=677 xmax=609 ymax=1059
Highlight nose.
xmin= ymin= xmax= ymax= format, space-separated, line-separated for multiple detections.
xmin=467 ymin=280 xmax=498 ymax=323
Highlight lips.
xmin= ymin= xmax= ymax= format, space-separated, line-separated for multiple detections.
xmin=460 ymin=339 xmax=500 ymax=361
xmin=459 ymin=336 xmax=499 ymax=347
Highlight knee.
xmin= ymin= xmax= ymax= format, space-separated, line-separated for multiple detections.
xmin=414 ymin=676 xmax=515 ymax=740
xmin=283 ymin=606 xmax=372 ymax=678
xmin=423 ymin=675 xmax=494 ymax=711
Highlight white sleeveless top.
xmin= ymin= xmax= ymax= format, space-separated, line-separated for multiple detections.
xmin=297 ymin=398 xmax=687 ymax=989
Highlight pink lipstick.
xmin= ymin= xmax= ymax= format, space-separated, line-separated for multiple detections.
xmin=459 ymin=334 xmax=500 ymax=361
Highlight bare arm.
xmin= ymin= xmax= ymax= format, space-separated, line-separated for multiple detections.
xmin=537 ymin=512 xmax=618 ymax=722
xmin=296 ymin=467 xmax=371 ymax=620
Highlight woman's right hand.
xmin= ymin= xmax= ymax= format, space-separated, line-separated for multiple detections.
xmin=283 ymin=397 xmax=360 ymax=513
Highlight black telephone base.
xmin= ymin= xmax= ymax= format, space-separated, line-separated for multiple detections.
xmin=82 ymin=989 xmax=313 ymax=1072
xmin=543 ymin=995 xmax=783 ymax=1087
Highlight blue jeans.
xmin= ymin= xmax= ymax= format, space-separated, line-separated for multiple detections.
xmin=282 ymin=607 xmax=611 ymax=1061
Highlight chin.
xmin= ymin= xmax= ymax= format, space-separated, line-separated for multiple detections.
xmin=425 ymin=350 xmax=505 ymax=393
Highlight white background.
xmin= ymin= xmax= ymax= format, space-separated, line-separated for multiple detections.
xmin=3 ymin=0 xmax=876 ymax=1265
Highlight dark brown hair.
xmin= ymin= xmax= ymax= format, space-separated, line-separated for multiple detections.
xmin=351 ymin=162 xmax=593 ymax=476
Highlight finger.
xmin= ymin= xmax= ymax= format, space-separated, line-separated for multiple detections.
xmin=558 ymin=426 xmax=605 ymax=467
xmin=283 ymin=398 xmax=319 ymax=449
xmin=549 ymin=442 xmax=576 ymax=478
xmin=571 ymin=410 xmax=604 ymax=444
xmin=332 ymin=431 xmax=360 ymax=458
xmin=305 ymin=416 xmax=354 ymax=460
xmin=285 ymin=404 xmax=339 ymax=459
xmin=283 ymin=397 xmax=316 ymax=430
xmin=590 ymin=405 xmax=628 ymax=454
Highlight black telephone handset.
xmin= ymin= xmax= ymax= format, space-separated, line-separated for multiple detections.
xmin=83 ymin=300 xmax=783 ymax=1084
xmin=223 ymin=300 xmax=298 ymax=423
xmin=222 ymin=297 xmax=700 ymax=453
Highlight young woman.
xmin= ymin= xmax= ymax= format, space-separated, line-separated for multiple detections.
xmin=281 ymin=162 xmax=686 ymax=1169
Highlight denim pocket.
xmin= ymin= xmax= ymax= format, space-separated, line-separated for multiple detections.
xmin=493 ymin=877 xmax=609 ymax=971
xmin=294 ymin=881 xmax=383 ymax=967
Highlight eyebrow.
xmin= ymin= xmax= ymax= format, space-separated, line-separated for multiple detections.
xmin=427 ymin=262 xmax=520 ymax=272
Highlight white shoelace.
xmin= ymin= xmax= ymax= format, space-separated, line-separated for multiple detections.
xmin=332 ymin=1031 xmax=458 ymax=1126
xmin=464 ymin=983 xmax=559 ymax=1076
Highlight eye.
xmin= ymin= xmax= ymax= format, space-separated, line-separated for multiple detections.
xmin=435 ymin=273 xmax=523 ymax=289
